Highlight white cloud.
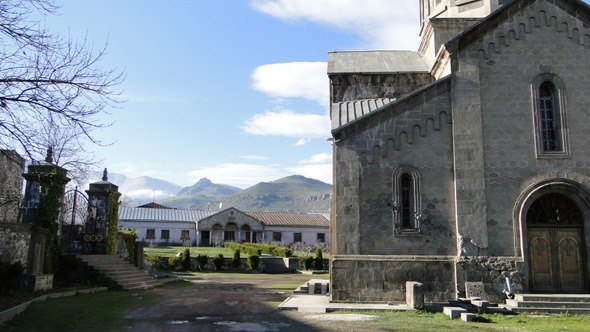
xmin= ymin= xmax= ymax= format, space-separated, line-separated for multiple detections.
xmin=242 ymin=109 xmax=330 ymax=138
xmin=188 ymin=162 xmax=332 ymax=188
xmin=124 ymin=189 xmax=174 ymax=200
xmin=251 ymin=62 xmax=328 ymax=107
xmin=189 ymin=163 xmax=290 ymax=189
xmin=250 ymin=0 xmax=419 ymax=50
xmin=295 ymin=138 xmax=311 ymax=146
xmin=300 ymin=153 xmax=332 ymax=164
xmin=287 ymin=163 xmax=332 ymax=185
xmin=240 ymin=155 xmax=271 ymax=161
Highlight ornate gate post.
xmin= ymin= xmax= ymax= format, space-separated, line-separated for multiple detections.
xmin=84 ymin=169 xmax=121 ymax=254
xmin=21 ymin=147 xmax=70 ymax=290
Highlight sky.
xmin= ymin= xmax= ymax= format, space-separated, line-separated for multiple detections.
xmin=35 ymin=0 xmax=421 ymax=189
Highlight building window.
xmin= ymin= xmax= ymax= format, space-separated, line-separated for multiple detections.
xmin=294 ymin=232 xmax=302 ymax=242
xmin=317 ymin=233 xmax=325 ymax=243
xmin=532 ymin=73 xmax=569 ymax=158
xmin=393 ymin=167 xmax=422 ymax=235
xmin=181 ymin=230 xmax=190 ymax=240
xmin=161 ymin=229 xmax=170 ymax=240
xmin=224 ymin=231 xmax=235 ymax=242
xmin=146 ymin=229 xmax=155 ymax=240
xmin=272 ymin=232 xmax=282 ymax=242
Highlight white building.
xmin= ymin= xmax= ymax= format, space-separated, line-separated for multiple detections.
xmin=119 ymin=206 xmax=329 ymax=247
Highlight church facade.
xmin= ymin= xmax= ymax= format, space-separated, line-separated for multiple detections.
xmin=329 ymin=0 xmax=590 ymax=303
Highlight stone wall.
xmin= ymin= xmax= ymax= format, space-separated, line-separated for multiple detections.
xmin=455 ymin=256 xmax=525 ymax=303
xmin=331 ymin=255 xmax=455 ymax=303
xmin=332 ymin=78 xmax=455 ymax=257
xmin=0 ymin=150 xmax=24 ymax=223
xmin=475 ymin=0 xmax=590 ymax=257
xmin=0 ymin=222 xmax=31 ymax=265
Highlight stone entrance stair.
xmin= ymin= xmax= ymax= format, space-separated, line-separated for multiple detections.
xmin=78 ymin=254 xmax=162 ymax=291
xmin=503 ymin=294 xmax=590 ymax=314
xmin=260 ymin=257 xmax=292 ymax=273
xmin=293 ymin=279 xmax=329 ymax=295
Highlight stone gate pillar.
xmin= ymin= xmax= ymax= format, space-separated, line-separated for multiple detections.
xmin=84 ymin=169 xmax=120 ymax=254
xmin=22 ymin=148 xmax=70 ymax=226
xmin=21 ymin=147 xmax=70 ymax=290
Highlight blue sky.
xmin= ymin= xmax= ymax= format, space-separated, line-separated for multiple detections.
xmin=37 ymin=0 xmax=420 ymax=188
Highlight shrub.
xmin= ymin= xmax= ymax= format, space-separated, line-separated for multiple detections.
xmin=246 ymin=255 xmax=260 ymax=270
xmin=314 ymin=247 xmax=323 ymax=270
xmin=232 ymin=249 xmax=241 ymax=269
xmin=212 ymin=254 xmax=224 ymax=271
xmin=299 ymin=254 xmax=314 ymax=271
xmin=182 ymin=248 xmax=191 ymax=271
xmin=196 ymin=254 xmax=208 ymax=271
xmin=145 ymin=254 xmax=161 ymax=272
xmin=0 ymin=261 xmax=24 ymax=289
xmin=167 ymin=256 xmax=181 ymax=270
xmin=118 ymin=229 xmax=138 ymax=263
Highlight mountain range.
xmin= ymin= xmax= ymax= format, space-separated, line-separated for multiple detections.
xmin=106 ymin=173 xmax=331 ymax=213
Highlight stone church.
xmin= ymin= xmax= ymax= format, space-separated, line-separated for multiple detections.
xmin=329 ymin=0 xmax=590 ymax=303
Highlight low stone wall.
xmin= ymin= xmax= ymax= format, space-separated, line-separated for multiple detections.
xmin=0 ymin=222 xmax=31 ymax=266
xmin=330 ymin=255 xmax=455 ymax=303
xmin=455 ymin=256 xmax=524 ymax=303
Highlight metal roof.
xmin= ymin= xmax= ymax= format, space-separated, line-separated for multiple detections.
xmin=328 ymin=51 xmax=430 ymax=74
xmin=244 ymin=211 xmax=329 ymax=228
xmin=119 ymin=207 xmax=215 ymax=222
xmin=331 ymin=98 xmax=396 ymax=130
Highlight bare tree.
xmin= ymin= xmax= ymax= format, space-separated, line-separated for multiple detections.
xmin=0 ymin=0 xmax=122 ymax=178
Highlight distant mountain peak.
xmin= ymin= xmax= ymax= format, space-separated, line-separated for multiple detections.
xmin=195 ymin=177 xmax=213 ymax=187
xmin=176 ymin=178 xmax=241 ymax=197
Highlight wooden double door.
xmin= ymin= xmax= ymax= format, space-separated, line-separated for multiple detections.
xmin=527 ymin=193 xmax=587 ymax=293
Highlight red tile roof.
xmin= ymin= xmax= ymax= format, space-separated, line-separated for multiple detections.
xmin=244 ymin=211 xmax=328 ymax=228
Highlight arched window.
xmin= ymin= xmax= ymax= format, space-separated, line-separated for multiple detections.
xmin=400 ymin=173 xmax=413 ymax=229
xmin=539 ymin=82 xmax=559 ymax=151
xmin=393 ymin=167 xmax=422 ymax=235
xmin=532 ymin=74 xmax=569 ymax=157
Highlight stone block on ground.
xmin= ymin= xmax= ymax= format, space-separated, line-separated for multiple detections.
xmin=443 ymin=306 xmax=467 ymax=319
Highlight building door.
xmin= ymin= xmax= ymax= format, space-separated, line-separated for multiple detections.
xmin=527 ymin=193 xmax=587 ymax=293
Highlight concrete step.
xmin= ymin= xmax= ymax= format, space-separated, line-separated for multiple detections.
xmin=503 ymin=294 xmax=590 ymax=314
xmin=506 ymin=299 xmax=590 ymax=309
xmin=514 ymin=294 xmax=590 ymax=303
xmin=77 ymin=254 xmax=162 ymax=291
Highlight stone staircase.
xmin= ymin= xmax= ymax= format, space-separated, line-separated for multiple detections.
xmin=503 ymin=294 xmax=590 ymax=314
xmin=260 ymin=257 xmax=292 ymax=273
xmin=293 ymin=279 xmax=329 ymax=295
xmin=78 ymin=255 xmax=163 ymax=291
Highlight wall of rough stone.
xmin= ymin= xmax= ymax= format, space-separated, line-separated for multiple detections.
xmin=455 ymin=256 xmax=525 ymax=303
xmin=333 ymin=78 xmax=456 ymax=257
xmin=476 ymin=0 xmax=590 ymax=257
xmin=0 ymin=150 xmax=24 ymax=223
xmin=331 ymin=255 xmax=455 ymax=303
xmin=0 ymin=222 xmax=31 ymax=265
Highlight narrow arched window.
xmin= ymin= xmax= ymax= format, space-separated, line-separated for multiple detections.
xmin=539 ymin=82 xmax=560 ymax=151
xmin=531 ymin=74 xmax=569 ymax=158
xmin=393 ymin=167 xmax=422 ymax=235
xmin=400 ymin=173 xmax=413 ymax=228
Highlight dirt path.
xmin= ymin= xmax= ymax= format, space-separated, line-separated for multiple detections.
xmin=124 ymin=273 xmax=369 ymax=331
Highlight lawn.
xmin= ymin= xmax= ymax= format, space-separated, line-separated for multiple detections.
xmin=144 ymin=245 xmax=241 ymax=258
xmin=1 ymin=289 xmax=162 ymax=331
xmin=143 ymin=245 xmax=330 ymax=259
xmin=3 ymin=275 xmax=590 ymax=331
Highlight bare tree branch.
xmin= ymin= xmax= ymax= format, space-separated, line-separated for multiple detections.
xmin=0 ymin=0 xmax=123 ymax=182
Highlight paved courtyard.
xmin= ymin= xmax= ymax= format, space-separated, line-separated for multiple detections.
xmin=125 ymin=273 xmax=383 ymax=331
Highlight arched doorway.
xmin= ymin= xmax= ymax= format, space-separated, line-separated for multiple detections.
xmin=527 ymin=193 xmax=587 ymax=293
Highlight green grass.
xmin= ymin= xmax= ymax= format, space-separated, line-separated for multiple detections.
xmin=329 ymin=310 xmax=590 ymax=331
xmin=2 ymin=290 xmax=161 ymax=331
xmin=144 ymin=246 xmax=245 ymax=258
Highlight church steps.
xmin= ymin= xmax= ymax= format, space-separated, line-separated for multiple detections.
xmin=503 ymin=294 xmax=590 ymax=314
xmin=77 ymin=254 xmax=163 ymax=290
